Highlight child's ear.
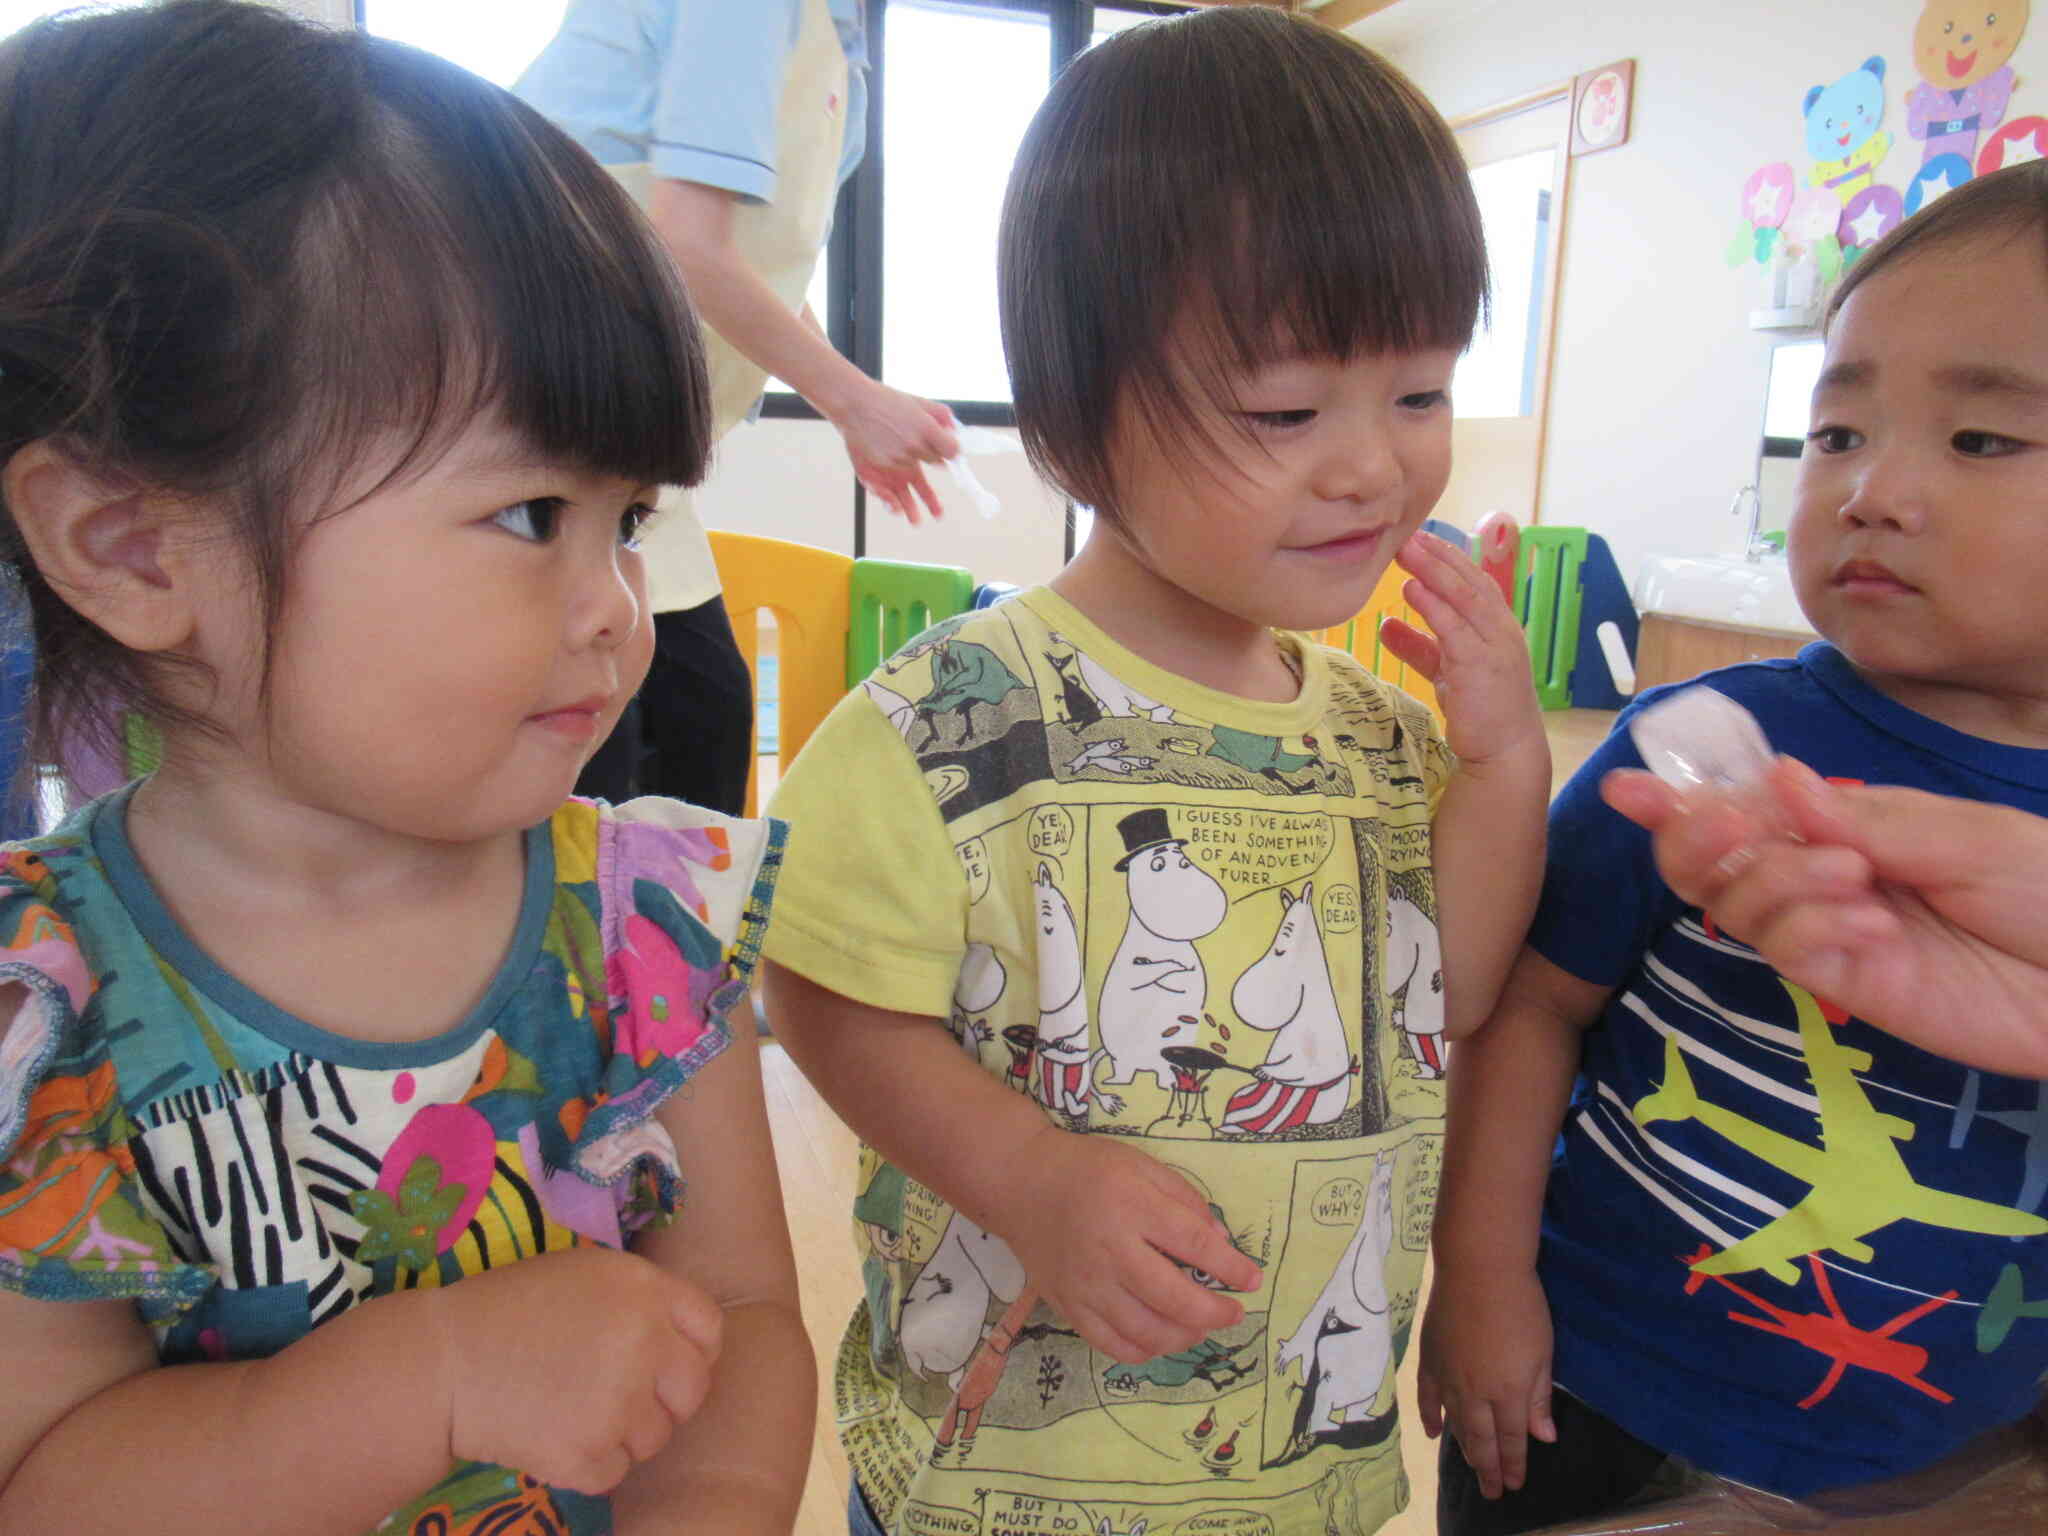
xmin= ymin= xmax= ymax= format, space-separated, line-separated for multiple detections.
xmin=2 ymin=439 xmax=202 ymax=653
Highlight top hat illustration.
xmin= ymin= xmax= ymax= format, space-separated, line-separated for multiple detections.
xmin=1113 ymin=807 xmax=1189 ymax=871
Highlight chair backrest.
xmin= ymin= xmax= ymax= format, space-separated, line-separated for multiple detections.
xmin=847 ymin=558 xmax=976 ymax=688
xmin=707 ymin=531 xmax=853 ymax=816
xmin=1513 ymin=524 xmax=1589 ymax=711
xmin=124 ymin=713 xmax=164 ymax=778
xmin=1301 ymin=560 xmax=1441 ymax=717
xmin=1568 ymin=532 xmax=1639 ymax=709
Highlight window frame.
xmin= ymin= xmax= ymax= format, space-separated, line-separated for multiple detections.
xmin=352 ymin=0 xmax=1192 ymax=553
xmin=762 ymin=0 xmax=1188 ymax=549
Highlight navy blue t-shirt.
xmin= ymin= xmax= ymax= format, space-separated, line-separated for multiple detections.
xmin=1530 ymin=642 xmax=2048 ymax=1498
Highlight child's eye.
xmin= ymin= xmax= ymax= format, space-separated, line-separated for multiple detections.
xmin=492 ymin=497 xmax=564 ymax=541
xmin=1246 ymin=409 xmax=1317 ymax=429
xmin=619 ymin=501 xmax=657 ymax=550
xmin=1805 ymin=425 xmax=1862 ymax=454
xmin=1399 ymin=390 xmax=1449 ymax=412
xmin=1953 ymin=429 xmax=2023 ymax=458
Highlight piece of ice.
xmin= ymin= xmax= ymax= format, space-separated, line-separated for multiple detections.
xmin=1627 ymin=686 xmax=1774 ymax=793
xmin=944 ymin=454 xmax=1000 ymax=519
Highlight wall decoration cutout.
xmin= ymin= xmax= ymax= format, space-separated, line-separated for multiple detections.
xmin=1979 ymin=112 xmax=2048 ymax=171
xmin=1807 ymin=56 xmax=1893 ymax=204
xmin=1570 ymin=59 xmax=1634 ymax=157
xmin=1908 ymin=1 xmax=2025 ymax=168
xmin=1730 ymin=4 xmax=2036 ymax=310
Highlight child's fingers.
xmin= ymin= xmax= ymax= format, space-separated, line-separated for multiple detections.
xmin=624 ymin=1391 xmax=680 ymax=1464
xmin=1077 ymin=1281 xmax=1206 ymax=1364
xmin=1528 ymin=1369 xmax=1558 ymax=1445
xmin=668 ymin=1280 xmax=725 ymax=1355
xmin=1062 ymin=1297 xmax=1162 ymax=1367
xmin=1452 ymin=1400 xmax=1506 ymax=1501
xmin=1417 ymin=1367 xmax=1446 ymax=1439
xmin=1376 ymin=615 xmax=1442 ymax=681
xmin=1145 ymin=1195 xmax=1262 ymax=1295
xmin=1597 ymin=767 xmax=1684 ymax=833
xmin=1490 ymin=1398 xmax=1534 ymax=1495
xmin=1395 ymin=531 xmax=1517 ymax=636
xmin=651 ymin=1328 xmax=719 ymax=1429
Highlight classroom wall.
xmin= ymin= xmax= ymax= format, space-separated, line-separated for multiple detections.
xmin=1350 ymin=0 xmax=2048 ymax=589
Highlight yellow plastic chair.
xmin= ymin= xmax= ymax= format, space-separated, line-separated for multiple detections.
xmin=707 ymin=531 xmax=853 ymax=816
xmin=1301 ymin=561 xmax=1442 ymax=717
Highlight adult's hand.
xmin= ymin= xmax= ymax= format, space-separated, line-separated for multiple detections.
xmin=1603 ymin=758 xmax=2048 ymax=1076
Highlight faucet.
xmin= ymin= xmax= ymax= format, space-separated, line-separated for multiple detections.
xmin=1729 ymin=483 xmax=1770 ymax=561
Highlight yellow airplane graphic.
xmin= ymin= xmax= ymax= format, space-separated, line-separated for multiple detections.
xmin=1633 ymin=982 xmax=2048 ymax=1285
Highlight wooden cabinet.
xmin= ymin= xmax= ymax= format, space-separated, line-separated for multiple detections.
xmin=1633 ymin=614 xmax=1811 ymax=693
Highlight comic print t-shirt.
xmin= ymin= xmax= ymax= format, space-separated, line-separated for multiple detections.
xmin=765 ymin=587 xmax=1454 ymax=1536
xmin=1531 ymin=644 xmax=2048 ymax=1498
xmin=0 ymin=790 xmax=781 ymax=1535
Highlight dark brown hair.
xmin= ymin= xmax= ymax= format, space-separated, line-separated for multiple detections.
xmin=1827 ymin=160 xmax=2048 ymax=327
xmin=997 ymin=6 xmax=1488 ymax=521
xmin=0 ymin=0 xmax=711 ymax=768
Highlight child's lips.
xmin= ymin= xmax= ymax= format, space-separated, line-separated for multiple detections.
xmin=1296 ymin=527 xmax=1388 ymax=561
xmin=1831 ymin=559 xmax=1916 ymax=595
xmin=528 ymin=696 xmax=609 ymax=739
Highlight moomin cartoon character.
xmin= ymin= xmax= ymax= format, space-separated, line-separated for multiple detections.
xmin=1272 ymin=1149 xmax=1400 ymax=1465
xmin=1385 ymin=893 xmax=1446 ymax=1080
xmin=951 ymin=941 xmax=1006 ymax=1058
xmin=1029 ymin=861 xmax=1103 ymax=1118
xmin=1221 ymin=884 xmax=1355 ymax=1135
xmin=900 ymin=1210 xmax=1032 ymax=1467
xmin=899 ymin=1209 xmax=1029 ymax=1385
xmin=1097 ymin=809 xmax=1228 ymax=1094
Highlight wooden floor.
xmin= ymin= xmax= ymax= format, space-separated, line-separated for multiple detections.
xmin=759 ymin=709 xmax=1619 ymax=1536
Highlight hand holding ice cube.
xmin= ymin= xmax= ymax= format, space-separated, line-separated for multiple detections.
xmin=1601 ymin=694 xmax=2048 ymax=1073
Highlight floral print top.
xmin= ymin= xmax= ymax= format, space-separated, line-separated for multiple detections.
xmin=0 ymin=789 xmax=783 ymax=1534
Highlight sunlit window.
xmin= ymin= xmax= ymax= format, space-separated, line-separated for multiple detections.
xmin=0 ymin=0 xmax=146 ymax=40
xmin=1454 ymin=148 xmax=1554 ymax=419
xmin=880 ymin=2 xmax=1050 ymax=405
xmin=359 ymin=0 xmax=565 ymax=88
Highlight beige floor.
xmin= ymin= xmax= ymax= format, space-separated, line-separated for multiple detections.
xmin=759 ymin=709 xmax=1620 ymax=1536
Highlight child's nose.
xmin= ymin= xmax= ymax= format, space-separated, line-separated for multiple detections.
xmin=1838 ymin=452 xmax=1930 ymax=534
xmin=575 ymin=547 xmax=644 ymax=650
xmin=1317 ymin=429 xmax=1401 ymax=502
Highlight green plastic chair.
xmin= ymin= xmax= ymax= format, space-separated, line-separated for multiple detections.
xmin=1513 ymin=525 xmax=1588 ymax=711
xmin=123 ymin=712 xmax=164 ymax=777
xmin=846 ymin=557 xmax=975 ymax=688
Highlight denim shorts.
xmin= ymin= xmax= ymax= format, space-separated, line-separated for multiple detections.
xmin=848 ymin=1478 xmax=889 ymax=1536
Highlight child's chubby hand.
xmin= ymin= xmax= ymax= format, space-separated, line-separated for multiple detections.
xmin=1002 ymin=1126 xmax=1262 ymax=1365
xmin=1417 ymin=1261 xmax=1557 ymax=1500
xmin=429 ymin=1245 xmax=724 ymax=1495
xmin=1379 ymin=530 xmax=1546 ymax=769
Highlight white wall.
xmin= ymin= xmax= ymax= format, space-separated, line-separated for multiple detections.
xmin=1351 ymin=0 xmax=2047 ymax=589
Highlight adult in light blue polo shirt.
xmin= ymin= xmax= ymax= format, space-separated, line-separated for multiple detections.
xmin=517 ymin=1 xmax=957 ymax=812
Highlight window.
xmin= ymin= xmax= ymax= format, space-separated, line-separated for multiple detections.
xmin=879 ymin=3 xmax=1049 ymax=405
xmin=1454 ymin=148 xmax=1555 ymax=419
xmin=361 ymin=0 xmax=1186 ymax=549
xmin=1 ymin=0 xmax=145 ymax=39
xmin=358 ymin=0 xmax=565 ymax=88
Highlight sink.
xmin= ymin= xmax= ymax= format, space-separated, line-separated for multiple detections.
xmin=1633 ymin=554 xmax=1816 ymax=636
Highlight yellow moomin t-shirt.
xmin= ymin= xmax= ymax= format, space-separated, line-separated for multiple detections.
xmin=765 ymin=588 xmax=1452 ymax=1536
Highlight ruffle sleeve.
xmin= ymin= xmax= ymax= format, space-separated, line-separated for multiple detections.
xmin=556 ymin=799 xmax=784 ymax=1218
xmin=0 ymin=845 xmax=211 ymax=1316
